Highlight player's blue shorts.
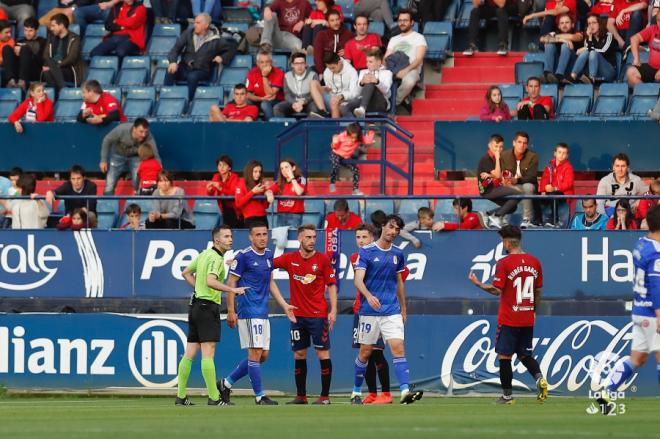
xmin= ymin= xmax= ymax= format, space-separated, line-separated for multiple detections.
xmin=290 ymin=317 xmax=330 ymax=351
xmin=495 ymin=324 xmax=534 ymax=357
xmin=352 ymin=314 xmax=385 ymax=350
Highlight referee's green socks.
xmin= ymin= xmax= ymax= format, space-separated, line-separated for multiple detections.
xmin=201 ymin=358 xmax=221 ymax=401
xmin=177 ymin=357 xmax=193 ymax=399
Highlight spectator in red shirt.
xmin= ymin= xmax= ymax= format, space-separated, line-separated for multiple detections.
xmin=137 ymin=143 xmax=162 ymax=195
xmin=270 ymin=159 xmax=307 ymax=229
xmin=626 ymin=9 xmax=660 ymax=86
xmin=479 ymin=85 xmax=512 ymax=122
xmin=90 ymin=0 xmax=146 ymax=59
xmin=313 ymin=9 xmax=353 ymax=74
xmin=344 ymin=14 xmax=383 ymax=71
xmin=261 ymin=0 xmax=312 ymax=52
xmin=591 ymin=0 xmax=616 ymax=15
xmin=637 ymin=178 xmax=660 ymax=229
xmin=523 ymin=0 xmax=577 ymax=40
xmin=235 ymin=159 xmax=274 ymax=229
xmin=516 ymin=77 xmax=554 ymax=120
xmin=607 ymin=0 xmax=647 ymax=49
xmin=438 ymin=198 xmax=484 ymax=231
xmin=0 ymin=19 xmax=15 ymax=74
xmin=538 ymin=143 xmax=575 ymax=228
xmin=302 ymin=0 xmax=344 ymax=52
xmin=209 ymin=83 xmax=259 ymax=122
xmin=8 ymin=82 xmax=54 ymax=133
xmin=324 ymin=199 xmax=362 ymax=230
xmin=246 ymin=51 xmax=285 ymax=120
xmin=207 ymin=154 xmax=242 ymax=229
xmin=607 ymin=199 xmax=639 ymax=229
xmin=77 ymin=79 xmax=127 ymax=125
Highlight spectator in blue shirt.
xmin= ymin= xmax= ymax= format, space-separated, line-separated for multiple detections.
xmin=570 ymin=198 xmax=609 ymax=230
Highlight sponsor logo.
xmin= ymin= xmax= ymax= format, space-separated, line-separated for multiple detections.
xmin=293 ymin=274 xmax=317 ymax=285
xmin=470 ymin=243 xmax=506 ymax=283
xmin=0 ymin=235 xmax=63 ymax=291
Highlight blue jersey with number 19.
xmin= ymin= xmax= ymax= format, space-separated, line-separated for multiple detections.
xmin=355 ymin=242 xmax=405 ymax=316
xmin=632 ymin=237 xmax=660 ymax=318
xmin=229 ymin=246 xmax=273 ymax=319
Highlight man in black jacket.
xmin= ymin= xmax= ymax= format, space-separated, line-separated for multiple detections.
xmin=165 ymin=12 xmax=236 ymax=100
xmin=43 ymin=13 xmax=85 ymax=90
xmin=2 ymin=17 xmax=45 ymax=89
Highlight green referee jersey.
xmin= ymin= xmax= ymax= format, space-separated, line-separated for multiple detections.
xmin=186 ymin=247 xmax=226 ymax=304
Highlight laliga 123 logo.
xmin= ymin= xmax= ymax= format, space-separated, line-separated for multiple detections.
xmin=470 ymin=243 xmax=506 ymax=282
xmin=128 ymin=320 xmax=187 ymax=388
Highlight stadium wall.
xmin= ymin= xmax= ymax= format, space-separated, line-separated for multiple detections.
xmin=0 ymin=313 xmax=652 ymax=396
xmin=435 ymin=121 xmax=660 ymax=172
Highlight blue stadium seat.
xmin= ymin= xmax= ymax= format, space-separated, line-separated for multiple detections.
xmin=103 ymin=86 xmax=122 ymax=103
xmin=515 ymin=62 xmax=544 ymax=84
xmin=155 ymin=86 xmax=188 ymax=119
xmin=456 ymin=0 xmax=475 ymax=28
xmin=398 ymin=199 xmax=430 ymax=223
xmin=424 ymin=26 xmax=451 ymax=61
xmin=37 ymin=0 xmax=58 ymax=19
xmin=540 ymin=83 xmax=558 ymax=108
xmin=192 ymin=200 xmax=221 ymax=229
xmin=443 ymin=0 xmax=460 ymax=21
xmin=627 ymin=83 xmax=660 ymax=118
xmin=369 ymin=21 xmax=385 ymax=36
xmin=69 ymin=24 xmax=80 ymax=36
xmin=119 ymin=198 xmax=152 ymax=226
xmin=82 ymin=25 xmax=107 ymax=59
xmin=272 ymin=54 xmax=288 ymax=72
xmin=148 ymin=24 xmax=180 ymax=58
xmin=217 ymin=66 xmax=249 ymax=89
xmin=117 ymin=56 xmax=150 ymax=87
xmin=335 ymin=0 xmax=354 ymax=20
xmin=87 ymin=56 xmax=119 ymax=85
xmin=364 ymin=199 xmax=394 ymax=219
xmin=54 ymin=88 xmax=83 ymax=122
xmin=85 ymin=23 xmax=107 ymax=37
xmin=471 ymin=198 xmax=499 ymax=213
xmin=591 ymin=83 xmax=628 ymax=117
xmin=222 ymin=21 xmax=250 ymax=32
xmin=189 ymin=86 xmax=223 ymax=121
xmin=499 ymin=84 xmax=523 ymax=110
xmin=151 ymin=58 xmax=170 ymax=87
xmin=434 ymin=199 xmax=454 ymax=217
xmin=44 ymin=87 xmax=55 ymax=102
xmin=96 ymin=199 xmax=119 ymax=229
xmin=324 ymin=199 xmax=360 ymax=219
xmin=302 ymin=199 xmax=325 ymax=229
xmin=0 ymin=88 xmax=21 ymax=119
xmin=523 ymin=52 xmax=545 ymax=63
xmin=124 ymin=87 xmax=156 ymax=119
xmin=557 ymin=84 xmax=593 ymax=118
xmin=230 ymin=54 xmax=253 ymax=68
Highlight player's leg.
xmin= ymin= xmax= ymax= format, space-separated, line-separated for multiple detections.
xmin=175 ymin=342 xmax=199 ymax=405
xmin=218 ymin=318 xmax=253 ymax=402
xmin=370 ymin=347 xmax=392 ymax=404
xmin=382 ymin=315 xmax=423 ymax=404
xmin=287 ymin=319 xmax=310 ymax=404
xmin=605 ymin=315 xmax=654 ymax=395
xmin=494 ymin=325 xmax=516 ymax=404
xmin=311 ymin=318 xmax=332 ymax=404
xmin=200 ymin=342 xmax=222 ymax=404
xmin=247 ymin=319 xmax=276 ymax=405
xmin=352 ymin=316 xmax=379 ymax=404
xmin=364 ymin=354 xmax=379 ymax=403
xmin=517 ymin=326 xmax=547 ymax=402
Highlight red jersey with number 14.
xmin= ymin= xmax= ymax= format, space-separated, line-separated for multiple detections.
xmin=492 ymin=253 xmax=543 ymax=327
xmin=274 ymin=251 xmax=336 ymax=318
xmin=351 ymin=252 xmax=410 ymax=313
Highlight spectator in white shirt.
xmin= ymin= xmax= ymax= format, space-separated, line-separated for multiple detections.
xmin=341 ymin=47 xmax=393 ymax=117
xmin=2 ymin=173 xmax=49 ymax=229
xmin=320 ymin=52 xmax=359 ymax=118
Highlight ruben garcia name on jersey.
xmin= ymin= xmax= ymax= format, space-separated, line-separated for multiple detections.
xmin=632 ymin=237 xmax=660 ymax=318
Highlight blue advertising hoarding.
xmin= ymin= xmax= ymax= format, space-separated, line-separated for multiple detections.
xmin=0 ymin=230 xmax=645 ymax=299
xmin=0 ymin=313 xmax=654 ymax=396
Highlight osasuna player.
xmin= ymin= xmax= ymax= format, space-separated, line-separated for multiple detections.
xmin=274 ymin=224 xmax=338 ymax=405
xmin=469 ymin=225 xmax=548 ymax=405
xmin=218 ymin=222 xmax=296 ymax=405
xmin=175 ymin=225 xmax=248 ymax=406
xmin=352 ymin=215 xmax=424 ymax=405
xmin=599 ymin=205 xmax=660 ymax=414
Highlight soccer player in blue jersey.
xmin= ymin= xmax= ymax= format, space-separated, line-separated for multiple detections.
xmin=598 ymin=205 xmax=660 ymax=414
xmin=218 ymin=221 xmax=297 ymax=405
xmin=351 ymin=214 xmax=424 ymax=405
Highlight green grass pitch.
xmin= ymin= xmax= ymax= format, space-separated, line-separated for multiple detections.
xmin=1 ymin=395 xmax=658 ymax=438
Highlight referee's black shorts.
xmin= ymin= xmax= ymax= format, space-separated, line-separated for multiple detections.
xmin=187 ymin=297 xmax=221 ymax=343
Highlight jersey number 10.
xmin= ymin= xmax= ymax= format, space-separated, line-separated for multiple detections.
xmin=514 ymin=276 xmax=535 ymax=304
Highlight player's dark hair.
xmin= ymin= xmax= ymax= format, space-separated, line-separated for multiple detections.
xmin=384 ymin=214 xmax=404 ymax=229
xmin=333 ymin=199 xmax=349 ymax=212
xmin=70 ymin=164 xmax=85 ymax=177
xmin=417 ymin=206 xmax=434 ymax=218
xmin=513 ymin=130 xmax=529 ymax=141
xmin=297 ymin=224 xmax=317 ymax=235
xmin=452 ymin=197 xmax=473 ymax=212
xmin=355 ymin=223 xmax=375 ymax=235
xmin=216 ymin=154 xmax=233 ymax=168
xmin=248 ymin=221 xmax=268 ymax=232
xmin=498 ymin=225 xmax=522 ymax=242
xmin=212 ymin=224 xmax=232 ymax=238
xmin=647 ymin=205 xmax=660 ymax=232
xmin=370 ymin=210 xmax=387 ymax=227
xmin=612 ymin=153 xmax=630 ymax=166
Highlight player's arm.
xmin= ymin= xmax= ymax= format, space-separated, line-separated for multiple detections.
xmin=268 ymin=273 xmax=297 ymax=322
xmin=226 ymin=273 xmax=240 ymax=328
xmin=326 ymin=284 xmax=338 ymax=330
xmin=468 ymin=271 xmax=502 ymax=296
xmin=206 ymin=274 xmax=248 ymax=295
xmin=354 ymin=268 xmax=381 ymax=309
xmin=396 ymin=272 xmax=407 ymax=323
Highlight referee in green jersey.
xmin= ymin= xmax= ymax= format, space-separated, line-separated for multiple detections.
xmin=175 ymin=225 xmax=248 ymax=406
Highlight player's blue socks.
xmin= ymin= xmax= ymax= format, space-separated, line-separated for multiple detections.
xmin=392 ymin=357 xmax=410 ymax=392
xmin=657 ymin=362 xmax=660 ymax=384
xmin=248 ymin=360 xmax=264 ymax=398
xmin=227 ymin=358 xmax=249 ymax=387
xmin=353 ymin=357 xmax=368 ymax=394
xmin=607 ymin=358 xmax=635 ymax=392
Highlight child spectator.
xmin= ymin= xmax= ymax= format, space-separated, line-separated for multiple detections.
xmin=235 ymin=160 xmax=274 ymax=229
xmin=120 ymin=203 xmax=145 ymax=230
xmin=3 ymin=174 xmax=49 ymax=229
xmin=270 ymin=159 xmax=307 ymax=229
xmin=479 ymin=86 xmax=512 ymax=122
xmin=8 ymin=82 xmax=54 ymax=133
xmin=437 ymin=198 xmax=484 ymax=231
xmin=206 ymin=155 xmax=242 ymax=229
xmin=538 ymin=143 xmax=575 ymax=227
xmin=324 ymin=199 xmax=362 ymax=230
xmin=329 ymin=122 xmax=374 ymax=195
xmin=637 ymin=178 xmax=660 ymax=229
xmin=137 ymin=143 xmax=163 ymax=195
xmin=570 ymin=198 xmax=609 ymax=230
xmin=607 ymin=199 xmax=638 ymax=230
xmin=341 ymin=47 xmax=393 ymax=118
xmin=399 ymin=206 xmax=436 ymax=248
xmin=57 ymin=207 xmax=97 ymax=230
xmin=8 ymin=167 xmax=22 ymax=196
xmin=370 ymin=209 xmax=387 ymax=237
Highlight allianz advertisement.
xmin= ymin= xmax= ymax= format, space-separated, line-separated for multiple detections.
xmin=0 ymin=314 xmax=655 ymax=395
xmin=0 ymin=230 xmax=645 ymax=298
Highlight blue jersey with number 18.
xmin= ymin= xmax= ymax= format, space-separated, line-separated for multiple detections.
xmin=632 ymin=237 xmax=660 ymax=318
xmin=355 ymin=242 xmax=406 ymax=316
xmin=229 ymin=246 xmax=273 ymax=319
